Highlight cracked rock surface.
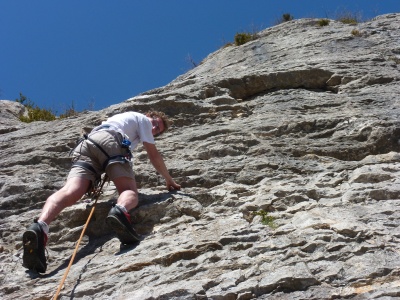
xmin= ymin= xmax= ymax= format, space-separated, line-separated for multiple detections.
xmin=1 ymin=14 xmax=400 ymax=300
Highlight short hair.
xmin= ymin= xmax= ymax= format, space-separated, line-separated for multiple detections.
xmin=145 ymin=110 xmax=172 ymax=134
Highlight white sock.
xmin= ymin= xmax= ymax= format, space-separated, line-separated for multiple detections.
xmin=38 ymin=220 xmax=49 ymax=235
xmin=116 ymin=204 xmax=128 ymax=213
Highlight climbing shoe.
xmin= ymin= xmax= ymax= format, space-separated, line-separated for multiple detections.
xmin=22 ymin=221 xmax=47 ymax=273
xmin=106 ymin=205 xmax=141 ymax=244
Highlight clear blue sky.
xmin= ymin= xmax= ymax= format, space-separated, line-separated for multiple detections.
xmin=1 ymin=1 xmax=399 ymax=113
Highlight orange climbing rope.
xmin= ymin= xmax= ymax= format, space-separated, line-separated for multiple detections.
xmin=54 ymin=175 xmax=108 ymax=300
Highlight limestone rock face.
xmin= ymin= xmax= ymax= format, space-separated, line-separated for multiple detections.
xmin=0 ymin=100 xmax=26 ymax=133
xmin=1 ymin=14 xmax=400 ymax=300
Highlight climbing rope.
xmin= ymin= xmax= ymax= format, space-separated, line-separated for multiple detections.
xmin=53 ymin=174 xmax=109 ymax=300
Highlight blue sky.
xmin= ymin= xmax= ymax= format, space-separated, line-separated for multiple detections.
xmin=1 ymin=1 xmax=399 ymax=113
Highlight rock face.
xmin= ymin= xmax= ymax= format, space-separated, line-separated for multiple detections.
xmin=1 ymin=14 xmax=400 ymax=300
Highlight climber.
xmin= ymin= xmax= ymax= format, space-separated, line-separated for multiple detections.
xmin=21 ymin=110 xmax=181 ymax=273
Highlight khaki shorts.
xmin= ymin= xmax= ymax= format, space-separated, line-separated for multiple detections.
xmin=68 ymin=130 xmax=135 ymax=184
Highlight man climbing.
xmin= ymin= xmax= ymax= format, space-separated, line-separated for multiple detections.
xmin=22 ymin=110 xmax=181 ymax=273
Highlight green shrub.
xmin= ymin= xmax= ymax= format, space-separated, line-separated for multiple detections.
xmin=59 ymin=101 xmax=79 ymax=119
xmin=15 ymin=92 xmax=34 ymax=108
xmin=19 ymin=106 xmax=56 ymax=123
xmin=318 ymin=19 xmax=330 ymax=26
xmin=252 ymin=210 xmax=277 ymax=228
xmin=16 ymin=93 xmax=56 ymax=123
xmin=234 ymin=32 xmax=254 ymax=46
xmin=282 ymin=13 xmax=294 ymax=22
xmin=336 ymin=11 xmax=361 ymax=24
xmin=339 ymin=17 xmax=358 ymax=24
xmin=351 ymin=29 xmax=362 ymax=36
xmin=15 ymin=93 xmax=86 ymax=122
xmin=222 ymin=42 xmax=234 ymax=48
xmin=274 ymin=13 xmax=294 ymax=25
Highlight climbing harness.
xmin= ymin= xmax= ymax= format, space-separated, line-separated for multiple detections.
xmin=53 ymin=174 xmax=109 ymax=300
xmin=70 ymin=125 xmax=133 ymax=177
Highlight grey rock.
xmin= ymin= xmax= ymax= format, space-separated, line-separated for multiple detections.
xmin=0 ymin=100 xmax=26 ymax=133
xmin=1 ymin=13 xmax=400 ymax=300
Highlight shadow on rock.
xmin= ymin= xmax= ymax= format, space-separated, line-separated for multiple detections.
xmin=43 ymin=234 xmax=111 ymax=278
xmin=117 ymin=240 xmax=141 ymax=255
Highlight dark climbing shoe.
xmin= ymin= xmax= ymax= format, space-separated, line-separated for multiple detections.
xmin=106 ymin=205 xmax=141 ymax=244
xmin=22 ymin=221 xmax=47 ymax=273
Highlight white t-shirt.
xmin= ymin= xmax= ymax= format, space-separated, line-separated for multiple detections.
xmin=101 ymin=112 xmax=154 ymax=149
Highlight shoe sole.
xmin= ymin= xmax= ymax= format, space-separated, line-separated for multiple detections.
xmin=106 ymin=215 xmax=141 ymax=244
xmin=22 ymin=230 xmax=46 ymax=273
